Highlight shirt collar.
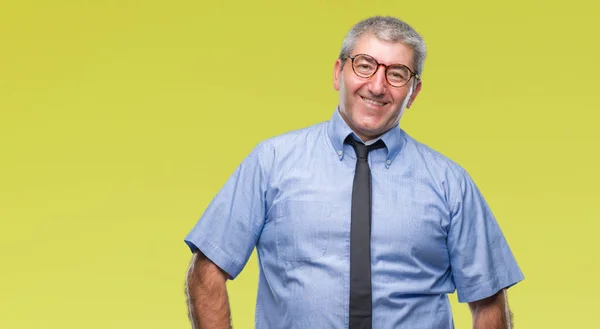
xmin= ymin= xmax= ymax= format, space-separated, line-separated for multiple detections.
xmin=327 ymin=107 xmax=405 ymax=168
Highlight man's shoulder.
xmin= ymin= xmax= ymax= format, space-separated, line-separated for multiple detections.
xmin=258 ymin=120 xmax=328 ymax=150
xmin=403 ymin=131 xmax=468 ymax=178
xmin=247 ymin=120 xmax=328 ymax=166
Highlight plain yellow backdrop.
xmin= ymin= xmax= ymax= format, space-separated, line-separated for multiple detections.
xmin=1 ymin=0 xmax=599 ymax=328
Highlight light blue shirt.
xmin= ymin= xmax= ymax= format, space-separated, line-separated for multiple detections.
xmin=184 ymin=109 xmax=524 ymax=328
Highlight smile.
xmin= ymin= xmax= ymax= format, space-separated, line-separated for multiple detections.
xmin=361 ymin=96 xmax=386 ymax=107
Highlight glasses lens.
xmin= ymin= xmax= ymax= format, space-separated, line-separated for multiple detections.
xmin=386 ymin=65 xmax=411 ymax=87
xmin=352 ymin=55 xmax=377 ymax=77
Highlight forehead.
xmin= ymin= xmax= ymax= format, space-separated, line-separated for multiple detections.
xmin=352 ymin=34 xmax=414 ymax=67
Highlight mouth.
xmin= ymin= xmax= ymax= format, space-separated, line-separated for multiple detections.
xmin=361 ymin=96 xmax=387 ymax=107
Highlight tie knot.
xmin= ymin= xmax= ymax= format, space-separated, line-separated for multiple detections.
xmin=345 ymin=136 xmax=386 ymax=160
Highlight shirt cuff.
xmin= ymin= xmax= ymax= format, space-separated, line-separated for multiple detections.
xmin=456 ymin=268 xmax=524 ymax=303
xmin=184 ymin=232 xmax=245 ymax=280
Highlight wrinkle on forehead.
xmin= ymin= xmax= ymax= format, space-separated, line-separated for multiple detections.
xmin=351 ymin=34 xmax=415 ymax=70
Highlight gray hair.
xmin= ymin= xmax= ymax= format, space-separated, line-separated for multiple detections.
xmin=338 ymin=16 xmax=427 ymax=78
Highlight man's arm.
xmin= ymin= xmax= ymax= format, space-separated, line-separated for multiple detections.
xmin=468 ymin=289 xmax=513 ymax=329
xmin=185 ymin=251 xmax=232 ymax=329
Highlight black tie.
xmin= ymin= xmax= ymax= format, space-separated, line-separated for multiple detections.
xmin=346 ymin=136 xmax=385 ymax=329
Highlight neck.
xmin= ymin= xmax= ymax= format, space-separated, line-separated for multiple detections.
xmin=337 ymin=108 xmax=396 ymax=144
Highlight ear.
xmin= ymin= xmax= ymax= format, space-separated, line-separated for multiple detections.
xmin=333 ymin=59 xmax=343 ymax=91
xmin=406 ymin=79 xmax=422 ymax=109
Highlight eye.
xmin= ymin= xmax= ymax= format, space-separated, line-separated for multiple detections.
xmin=387 ymin=68 xmax=409 ymax=81
xmin=353 ymin=62 xmax=376 ymax=76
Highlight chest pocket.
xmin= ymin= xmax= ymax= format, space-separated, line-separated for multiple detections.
xmin=273 ymin=200 xmax=332 ymax=262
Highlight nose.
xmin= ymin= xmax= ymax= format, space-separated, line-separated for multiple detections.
xmin=368 ymin=64 xmax=387 ymax=96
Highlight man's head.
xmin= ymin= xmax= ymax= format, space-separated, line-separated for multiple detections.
xmin=333 ymin=16 xmax=426 ymax=141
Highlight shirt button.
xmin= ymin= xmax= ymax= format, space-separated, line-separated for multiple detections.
xmin=386 ymin=159 xmax=391 ymax=165
xmin=338 ymin=150 xmax=343 ymax=156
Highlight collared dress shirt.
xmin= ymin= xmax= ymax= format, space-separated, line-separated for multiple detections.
xmin=184 ymin=109 xmax=524 ymax=328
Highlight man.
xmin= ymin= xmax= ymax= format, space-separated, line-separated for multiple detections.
xmin=184 ymin=16 xmax=523 ymax=329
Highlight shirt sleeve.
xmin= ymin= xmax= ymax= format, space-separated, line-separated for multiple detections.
xmin=447 ymin=168 xmax=524 ymax=303
xmin=184 ymin=142 xmax=271 ymax=279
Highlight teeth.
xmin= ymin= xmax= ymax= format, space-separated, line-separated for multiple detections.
xmin=362 ymin=97 xmax=385 ymax=106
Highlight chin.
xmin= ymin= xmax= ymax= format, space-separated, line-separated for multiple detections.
xmin=356 ymin=126 xmax=383 ymax=139
xmin=356 ymin=118 xmax=385 ymax=132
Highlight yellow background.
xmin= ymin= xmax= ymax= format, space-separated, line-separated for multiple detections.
xmin=1 ymin=0 xmax=598 ymax=328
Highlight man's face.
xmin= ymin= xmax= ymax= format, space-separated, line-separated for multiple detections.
xmin=333 ymin=34 xmax=422 ymax=141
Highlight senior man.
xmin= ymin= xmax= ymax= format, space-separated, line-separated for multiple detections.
xmin=184 ymin=16 xmax=524 ymax=329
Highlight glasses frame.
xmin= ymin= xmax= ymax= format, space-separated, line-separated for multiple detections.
xmin=346 ymin=53 xmax=420 ymax=88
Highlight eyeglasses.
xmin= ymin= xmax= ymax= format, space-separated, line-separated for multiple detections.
xmin=346 ymin=54 xmax=419 ymax=88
